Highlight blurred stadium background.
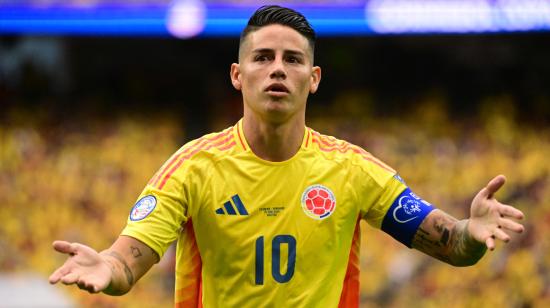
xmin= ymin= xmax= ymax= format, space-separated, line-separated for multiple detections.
xmin=1 ymin=0 xmax=550 ymax=307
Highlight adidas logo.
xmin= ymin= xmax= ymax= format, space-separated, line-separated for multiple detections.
xmin=215 ymin=194 xmax=249 ymax=216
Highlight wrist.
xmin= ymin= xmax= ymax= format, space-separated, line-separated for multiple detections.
xmin=99 ymin=251 xmax=129 ymax=296
xmin=464 ymin=220 xmax=486 ymax=248
xmin=449 ymin=219 xmax=487 ymax=266
xmin=101 ymin=250 xmax=135 ymax=295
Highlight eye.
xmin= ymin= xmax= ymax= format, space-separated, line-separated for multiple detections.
xmin=286 ymin=56 xmax=302 ymax=64
xmin=254 ymin=55 xmax=270 ymax=62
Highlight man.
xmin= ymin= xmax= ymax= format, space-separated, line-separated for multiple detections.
xmin=49 ymin=5 xmax=525 ymax=307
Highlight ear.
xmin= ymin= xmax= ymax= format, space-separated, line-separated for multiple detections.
xmin=230 ymin=63 xmax=242 ymax=91
xmin=309 ymin=66 xmax=321 ymax=94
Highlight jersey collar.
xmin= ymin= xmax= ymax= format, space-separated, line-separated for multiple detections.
xmin=233 ymin=119 xmax=313 ymax=153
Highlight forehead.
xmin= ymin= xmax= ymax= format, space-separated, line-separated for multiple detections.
xmin=242 ymin=24 xmax=310 ymax=55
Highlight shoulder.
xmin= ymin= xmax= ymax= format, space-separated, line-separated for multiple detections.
xmin=309 ymin=128 xmax=396 ymax=183
xmin=178 ymin=125 xmax=237 ymax=159
xmin=148 ymin=125 xmax=238 ymax=189
xmin=310 ymin=130 xmax=353 ymax=154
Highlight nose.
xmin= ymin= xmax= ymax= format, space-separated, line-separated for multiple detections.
xmin=269 ymin=58 xmax=286 ymax=80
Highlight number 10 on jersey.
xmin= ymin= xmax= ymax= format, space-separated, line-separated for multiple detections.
xmin=255 ymin=235 xmax=296 ymax=285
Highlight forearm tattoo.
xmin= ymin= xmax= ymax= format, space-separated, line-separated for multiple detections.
xmin=106 ymin=251 xmax=135 ymax=286
xmin=412 ymin=211 xmax=486 ymax=266
xmin=412 ymin=227 xmax=452 ymax=264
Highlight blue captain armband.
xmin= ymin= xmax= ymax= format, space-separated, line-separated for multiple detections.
xmin=381 ymin=187 xmax=436 ymax=248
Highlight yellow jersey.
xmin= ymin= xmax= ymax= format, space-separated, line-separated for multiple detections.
xmin=121 ymin=119 xmax=435 ymax=307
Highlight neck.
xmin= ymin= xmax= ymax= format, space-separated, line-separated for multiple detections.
xmin=242 ymin=113 xmax=305 ymax=162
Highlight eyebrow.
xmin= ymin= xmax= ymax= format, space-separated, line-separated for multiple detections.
xmin=252 ymin=48 xmax=305 ymax=57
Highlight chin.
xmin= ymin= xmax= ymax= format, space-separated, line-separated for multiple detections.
xmin=263 ymin=98 xmax=288 ymax=109
xmin=245 ymin=98 xmax=301 ymax=123
xmin=261 ymin=105 xmax=293 ymax=123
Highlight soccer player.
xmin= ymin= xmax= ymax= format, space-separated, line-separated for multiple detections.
xmin=49 ymin=5 xmax=525 ymax=307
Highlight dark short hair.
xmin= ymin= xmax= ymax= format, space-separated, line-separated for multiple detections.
xmin=239 ymin=5 xmax=316 ymax=55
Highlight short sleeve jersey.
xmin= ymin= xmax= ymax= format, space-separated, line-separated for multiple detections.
xmin=121 ymin=119 xmax=435 ymax=308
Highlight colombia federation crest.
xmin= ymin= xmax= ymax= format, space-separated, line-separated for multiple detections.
xmin=301 ymin=184 xmax=336 ymax=220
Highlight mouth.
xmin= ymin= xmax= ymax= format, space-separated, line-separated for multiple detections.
xmin=265 ymin=83 xmax=289 ymax=97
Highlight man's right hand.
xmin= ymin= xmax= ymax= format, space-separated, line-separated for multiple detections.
xmin=48 ymin=241 xmax=112 ymax=293
xmin=49 ymin=236 xmax=158 ymax=296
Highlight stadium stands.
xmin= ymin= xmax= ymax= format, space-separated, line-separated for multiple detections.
xmin=1 ymin=97 xmax=548 ymax=306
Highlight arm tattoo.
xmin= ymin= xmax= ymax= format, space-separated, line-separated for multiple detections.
xmin=412 ymin=227 xmax=453 ymax=264
xmin=440 ymin=229 xmax=450 ymax=246
xmin=130 ymin=246 xmax=142 ymax=258
xmin=106 ymin=251 xmax=135 ymax=286
xmin=412 ymin=211 xmax=486 ymax=266
xmin=432 ymin=216 xmax=451 ymax=246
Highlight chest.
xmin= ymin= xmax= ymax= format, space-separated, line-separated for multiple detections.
xmin=191 ymin=156 xmax=360 ymax=252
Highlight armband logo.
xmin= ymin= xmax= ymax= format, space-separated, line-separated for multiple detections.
xmin=382 ymin=188 xmax=435 ymax=247
xmin=393 ymin=193 xmax=423 ymax=223
xmin=130 ymin=195 xmax=157 ymax=221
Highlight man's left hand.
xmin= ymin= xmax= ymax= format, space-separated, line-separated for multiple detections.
xmin=468 ymin=175 xmax=525 ymax=250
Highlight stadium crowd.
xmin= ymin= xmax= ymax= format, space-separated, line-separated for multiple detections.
xmin=1 ymin=93 xmax=548 ymax=307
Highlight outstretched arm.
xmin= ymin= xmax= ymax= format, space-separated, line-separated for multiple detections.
xmin=411 ymin=175 xmax=524 ymax=266
xmin=49 ymin=235 xmax=159 ymax=295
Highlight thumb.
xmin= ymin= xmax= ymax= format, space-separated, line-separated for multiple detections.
xmin=482 ymin=175 xmax=506 ymax=199
xmin=52 ymin=241 xmax=78 ymax=255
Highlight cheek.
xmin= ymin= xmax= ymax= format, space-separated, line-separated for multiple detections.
xmin=241 ymin=70 xmax=261 ymax=88
xmin=241 ymin=77 xmax=256 ymax=93
xmin=296 ymin=71 xmax=313 ymax=92
xmin=241 ymin=75 xmax=262 ymax=99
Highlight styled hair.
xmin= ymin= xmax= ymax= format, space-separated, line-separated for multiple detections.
xmin=239 ymin=5 xmax=316 ymax=55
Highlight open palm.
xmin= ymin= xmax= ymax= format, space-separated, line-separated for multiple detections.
xmin=468 ymin=175 xmax=525 ymax=250
xmin=48 ymin=241 xmax=112 ymax=293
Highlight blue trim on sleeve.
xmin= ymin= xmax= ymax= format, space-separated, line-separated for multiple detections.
xmin=381 ymin=187 xmax=435 ymax=248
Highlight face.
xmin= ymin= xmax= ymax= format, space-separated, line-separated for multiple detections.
xmin=230 ymin=24 xmax=321 ymax=123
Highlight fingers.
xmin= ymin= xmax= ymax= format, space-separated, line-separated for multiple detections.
xmin=49 ymin=266 xmax=71 ymax=284
xmin=50 ymin=241 xmax=79 ymax=284
xmin=483 ymin=218 xmax=523 ymax=252
xmin=485 ymin=230 xmax=509 ymax=251
xmin=49 ymin=241 xmax=107 ymax=293
xmin=485 ymin=236 xmax=495 ymax=251
xmin=50 ymin=241 xmax=83 ymax=285
xmin=61 ymin=272 xmax=79 ymax=285
xmin=492 ymin=228 xmax=511 ymax=243
xmin=77 ymin=279 xmax=101 ymax=294
xmin=484 ymin=175 xmax=506 ymax=198
xmin=498 ymin=216 xmax=524 ymax=233
xmin=50 ymin=267 xmax=102 ymax=293
xmin=499 ymin=204 xmax=524 ymax=220
xmin=53 ymin=241 xmax=78 ymax=255
xmin=58 ymin=272 xmax=101 ymax=293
